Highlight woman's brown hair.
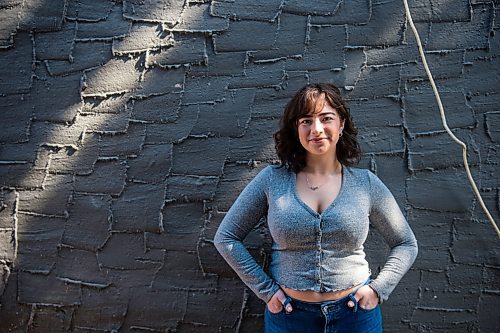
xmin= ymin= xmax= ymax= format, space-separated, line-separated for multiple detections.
xmin=274 ymin=83 xmax=361 ymax=172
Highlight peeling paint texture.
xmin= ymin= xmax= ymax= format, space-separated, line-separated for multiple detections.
xmin=0 ymin=0 xmax=499 ymax=332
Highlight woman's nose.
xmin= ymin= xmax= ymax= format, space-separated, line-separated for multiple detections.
xmin=311 ymin=118 xmax=323 ymax=133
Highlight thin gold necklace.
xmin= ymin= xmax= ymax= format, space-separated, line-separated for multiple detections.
xmin=304 ymin=163 xmax=341 ymax=191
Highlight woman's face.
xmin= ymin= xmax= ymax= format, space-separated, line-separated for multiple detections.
xmin=296 ymin=102 xmax=344 ymax=158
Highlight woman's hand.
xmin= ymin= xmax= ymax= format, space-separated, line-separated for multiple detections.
xmin=347 ymin=285 xmax=379 ymax=310
xmin=267 ymin=289 xmax=293 ymax=314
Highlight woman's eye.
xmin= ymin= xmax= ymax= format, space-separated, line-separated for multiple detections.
xmin=322 ymin=116 xmax=334 ymax=122
xmin=299 ymin=119 xmax=312 ymax=125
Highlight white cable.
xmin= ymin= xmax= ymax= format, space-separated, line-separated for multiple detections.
xmin=402 ymin=0 xmax=500 ymax=239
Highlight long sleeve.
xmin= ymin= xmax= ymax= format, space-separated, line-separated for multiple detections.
xmin=367 ymin=171 xmax=418 ymax=302
xmin=214 ymin=166 xmax=281 ymax=303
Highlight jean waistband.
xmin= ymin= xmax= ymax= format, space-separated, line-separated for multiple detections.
xmin=284 ymin=278 xmax=370 ymax=311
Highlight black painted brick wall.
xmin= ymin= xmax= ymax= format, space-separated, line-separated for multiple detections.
xmin=0 ymin=0 xmax=499 ymax=332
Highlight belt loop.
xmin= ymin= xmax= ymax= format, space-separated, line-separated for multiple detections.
xmin=348 ymin=294 xmax=358 ymax=313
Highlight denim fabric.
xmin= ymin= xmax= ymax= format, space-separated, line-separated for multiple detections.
xmin=214 ymin=165 xmax=418 ymax=303
xmin=264 ymin=289 xmax=382 ymax=333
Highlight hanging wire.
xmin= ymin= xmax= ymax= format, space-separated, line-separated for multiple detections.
xmin=402 ymin=0 xmax=500 ymax=238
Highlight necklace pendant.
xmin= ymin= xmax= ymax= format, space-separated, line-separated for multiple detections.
xmin=309 ymin=185 xmax=319 ymax=191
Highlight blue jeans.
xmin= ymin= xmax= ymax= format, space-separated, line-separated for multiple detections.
xmin=264 ymin=288 xmax=382 ymax=333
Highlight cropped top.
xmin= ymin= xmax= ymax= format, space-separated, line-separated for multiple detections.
xmin=214 ymin=165 xmax=418 ymax=303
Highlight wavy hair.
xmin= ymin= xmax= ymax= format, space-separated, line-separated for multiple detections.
xmin=273 ymin=83 xmax=361 ymax=172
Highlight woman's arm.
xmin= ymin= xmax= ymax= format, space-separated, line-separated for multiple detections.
xmin=367 ymin=171 xmax=418 ymax=303
xmin=214 ymin=166 xmax=281 ymax=303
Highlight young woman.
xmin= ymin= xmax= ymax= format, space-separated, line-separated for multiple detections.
xmin=214 ymin=83 xmax=418 ymax=332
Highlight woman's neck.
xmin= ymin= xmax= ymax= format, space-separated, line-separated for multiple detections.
xmin=303 ymin=154 xmax=342 ymax=175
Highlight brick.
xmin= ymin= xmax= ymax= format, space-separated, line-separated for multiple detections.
xmin=111 ymin=181 xmax=165 ymax=232
xmin=147 ymin=34 xmax=206 ymax=67
xmin=251 ymin=92 xmax=289 ymax=120
xmin=458 ymin=91 xmax=500 ymax=115
xmin=146 ymin=202 xmax=204 ymax=251
xmin=145 ymin=118 xmax=194 ymax=144
xmin=128 ymin=144 xmax=171 ymax=184
xmin=173 ymin=3 xmax=228 ymax=32
xmin=18 ymin=0 xmax=65 ymax=32
xmin=213 ymin=20 xmax=277 ymax=52
xmin=25 ymin=73 xmax=82 ymax=123
xmin=461 ymin=58 xmax=500 ymax=95
xmin=131 ymin=92 xmax=181 ymax=122
xmin=0 ymin=32 xmax=32 ymax=94
xmin=72 ymin=285 xmax=127 ymax=331
xmin=166 ymin=174 xmax=219 ymax=201
xmin=407 ymin=170 xmax=473 ymax=212
xmin=183 ymin=280 xmax=243 ymax=328
xmin=172 ymin=137 xmax=228 ymax=176
xmin=451 ymin=218 xmax=499 ymax=265
xmin=0 ymin=272 xmax=31 ymax=331
xmin=112 ymin=23 xmax=174 ymax=55
xmin=346 ymin=65 xmax=401 ymax=99
xmin=371 ymin=154 xmax=408 ymax=203
xmin=74 ymin=159 xmax=126 ymax=195
xmin=82 ymin=93 xmax=129 ymax=115
xmin=309 ymin=0 xmax=370 ymax=25
xmin=416 ymin=270 xmax=478 ymax=317
xmin=123 ymin=0 xmax=184 ymax=24
xmin=34 ymin=22 xmax=76 ymax=60
xmin=48 ymin=135 xmax=99 ymax=175
xmin=350 ymin=97 xmax=403 ymax=128
xmin=401 ymin=50 xmax=464 ymax=81
xmin=0 ymin=229 xmax=15 ymax=262
xmin=101 ymin=266 xmax=159 ymax=289
xmin=406 ymin=0 xmax=470 ymax=23
xmin=0 ymin=95 xmax=32 ymax=143
xmin=228 ymin=118 xmax=278 ymax=162
xmin=82 ymin=56 xmax=143 ymax=97
xmin=191 ymin=90 xmax=252 ymax=137
xmin=18 ymin=272 xmax=81 ymax=305
xmin=402 ymin=83 xmax=475 ymax=136
xmin=478 ymin=292 xmax=500 ymax=332
xmin=98 ymin=233 xmax=163 ymax=269
xmin=99 ymin=123 xmax=145 ymax=157
xmin=407 ymin=209 xmax=452 ymax=269
xmin=182 ymin=74 xmax=230 ymax=104
xmin=286 ymin=25 xmax=345 ymax=72
xmin=211 ymin=0 xmax=280 ymax=22
xmin=18 ymin=173 xmax=73 ymax=216
xmin=121 ymin=288 xmax=186 ymax=331
xmin=81 ymin=109 xmax=132 ymax=134
xmin=46 ymin=41 xmax=113 ymax=76
xmin=189 ymin=45 xmax=246 ymax=76
xmin=135 ymin=66 xmax=185 ymax=97
xmin=425 ymin=3 xmax=492 ymax=51
xmin=0 ymin=163 xmax=46 ymax=189
xmin=66 ymin=0 xmax=114 ymax=22
xmin=0 ymin=189 xmax=16 ymax=229
xmin=359 ymin=126 xmax=404 ymax=154
xmin=229 ymin=60 xmax=285 ymax=89
xmin=76 ymin=4 xmax=131 ymax=40
xmin=348 ymin=0 xmax=405 ymax=47
xmin=16 ymin=214 xmax=65 ymax=272
xmin=55 ymin=247 xmax=110 ymax=287
xmin=28 ymin=306 xmax=73 ymax=333
xmin=211 ymin=163 xmax=266 ymax=211
xmin=408 ymin=132 xmax=479 ymax=171
xmin=282 ymin=0 xmax=342 ymax=15
xmin=153 ymin=250 xmax=217 ymax=290
xmin=63 ymin=194 xmax=111 ymax=251
xmin=0 ymin=4 xmax=22 ymax=48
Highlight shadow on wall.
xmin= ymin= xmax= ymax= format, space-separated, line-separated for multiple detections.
xmin=0 ymin=0 xmax=499 ymax=332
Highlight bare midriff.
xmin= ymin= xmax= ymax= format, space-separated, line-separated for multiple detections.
xmin=281 ymin=282 xmax=362 ymax=303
